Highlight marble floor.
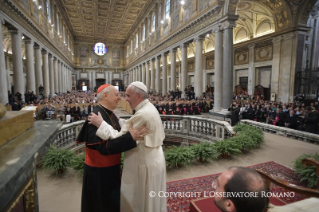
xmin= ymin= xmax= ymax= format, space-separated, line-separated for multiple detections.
xmin=36 ymin=107 xmax=319 ymax=212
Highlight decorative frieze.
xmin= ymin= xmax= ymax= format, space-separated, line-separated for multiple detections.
xmin=206 ymin=58 xmax=214 ymax=69
xmin=235 ymin=51 xmax=249 ymax=65
xmin=255 ymin=46 xmax=273 ymax=62
xmin=188 ymin=62 xmax=195 ymax=72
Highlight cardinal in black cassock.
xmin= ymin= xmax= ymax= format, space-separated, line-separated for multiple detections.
xmin=76 ymin=84 xmax=137 ymax=212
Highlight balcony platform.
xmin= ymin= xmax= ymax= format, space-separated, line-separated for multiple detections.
xmin=0 ymin=120 xmax=62 ymax=211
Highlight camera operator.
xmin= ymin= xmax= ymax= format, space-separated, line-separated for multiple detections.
xmin=303 ymin=106 xmax=319 ymax=134
xmin=284 ymin=109 xmax=298 ymax=129
xmin=228 ymin=103 xmax=240 ymax=126
xmin=39 ymin=84 xmax=44 ymax=99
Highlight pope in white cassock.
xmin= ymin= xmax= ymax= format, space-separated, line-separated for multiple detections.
xmin=88 ymin=81 xmax=167 ymax=212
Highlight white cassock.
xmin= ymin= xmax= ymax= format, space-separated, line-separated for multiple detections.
xmin=96 ymin=99 xmax=166 ymax=212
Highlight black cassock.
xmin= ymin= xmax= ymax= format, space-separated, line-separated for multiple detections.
xmin=76 ymin=104 xmax=137 ymax=212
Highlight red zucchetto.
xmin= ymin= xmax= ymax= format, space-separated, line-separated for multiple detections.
xmin=97 ymin=84 xmax=111 ymax=94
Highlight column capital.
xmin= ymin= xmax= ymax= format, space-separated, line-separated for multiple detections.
xmin=194 ymin=35 xmax=205 ymax=42
xmin=24 ymin=38 xmax=34 ymax=45
xmin=248 ymin=43 xmax=255 ymax=49
xmin=48 ymin=53 xmax=53 ymax=58
xmin=8 ymin=28 xmax=22 ymax=35
xmin=170 ymin=48 xmax=177 ymax=53
xmin=0 ymin=17 xmax=5 ymax=25
xmin=221 ymin=21 xmax=236 ymax=29
xmin=212 ymin=25 xmax=222 ymax=33
xmin=272 ymin=36 xmax=283 ymax=44
xmin=283 ymin=32 xmax=295 ymax=40
xmin=41 ymin=49 xmax=47 ymax=54
xmin=180 ymin=43 xmax=189 ymax=48
xmin=162 ymin=52 xmax=169 ymax=57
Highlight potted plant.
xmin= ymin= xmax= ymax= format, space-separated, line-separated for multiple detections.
xmin=230 ymin=133 xmax=257 ymax=152
xmin=70 ymin=153 xmax=85 ymax=178
xmin=40 ymin=145 xmax=75 ymax=175
xmin=190 ymin=142 xmax=219 ymax=162
xmin=164 ymin=146 xmax=195 ymax=168
xmin=214 ymin=140 xmax=242 ymax=158
xmin=293 ymin=153 xmax=319 ymax=188
xmin=233 ymin=123 xmax=248 ymax=134
xmin=245 ymin=127 xmax=264 ymax=146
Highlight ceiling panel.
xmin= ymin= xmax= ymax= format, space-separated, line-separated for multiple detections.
xmin=58 ymin=0 xmax=151 ymax=43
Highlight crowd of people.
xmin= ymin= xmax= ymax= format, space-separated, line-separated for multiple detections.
xmin=228 ymin=100 xmax=319 ymax=134
xmin=5 ymin=85 xmax=319 ymax=134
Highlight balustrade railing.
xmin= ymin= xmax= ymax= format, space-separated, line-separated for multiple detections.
xmin=53 ymin=116 xmax=234 ymax=149
xmin=241 ymin=120 xmax=319 ymax=144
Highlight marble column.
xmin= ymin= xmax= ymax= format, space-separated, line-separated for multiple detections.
xmin=222 ymin=22 xmax=235 ymax=111
xmin=6 ymin=56 xmax=11 ymax=91
xmin=155 ymin=56 xmax=160 ymax=92
xmin=92 ymin=71 xmax=96 ymax=89
xmin=62 ymin=66 xmax=65 ymax=92
xmin=24 ymin=39 xmax=36 ymax=93
xmin=271 ymin=36 xmax=282 ymax=100
xmin=34 ymin=45 xmax=43 ymax=95
xmin=138 ymin=65 xmax=141 ymax=81
xmin=42 ymin=50 xmax=50 ymax=97
xmin=0 ymin=19 xmax=8 ymax=104
xmin=162 ymin=53 xmax=168 ymax=95
xmin=58 ymin=62 xmax=62 ymax=93
xmin=213 ymin=27 xmax=223 ymax=112
xmin=10 ymin=29 xmax=25 ymax=101
xmin=145 ymin=61 xmax=150 ymax=90
xmin=131 ymin=70 xmax=133 ymax=84
xmin=142 ymin=63 xmax=145 ymax=84
xmin=170 ymin=49 xmax=177 ymax=91
xmin=247 ymin=44 xmax=255 ymax=96
xmin=279 ymin=32 xmax=295 ymax=102
xmin=151 ymin=59 xmax=155 ymax=90
xmin=132 ymin=68 xmax=135 ymax=82
xmin=181 ymin=44 xmax=188 ymax=98
xmin=53 ymin=58 xmax=58 ymax=93
xmin=49 ymin=54 xmax=55 ymax=95
xmin=194 ymin=36 xmax=204 ymax=98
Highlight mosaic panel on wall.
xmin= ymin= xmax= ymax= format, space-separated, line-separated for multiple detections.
xmin=255 ymin=46 xmax=273 ymax=62
xmin=235 ymin=51 xmax=249 ymax=65
xmin=188 ymin=62 xmax=195 ymax=72
xmin=206 ymin=58 xmax=214 ymax=69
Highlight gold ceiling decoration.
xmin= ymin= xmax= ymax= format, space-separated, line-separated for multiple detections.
xmin=58 ymin=0 xmax=150 ymax=44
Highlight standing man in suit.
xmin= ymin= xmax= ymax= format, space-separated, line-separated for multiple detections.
xmin=88 ymin=102 xmax=95 ymax=114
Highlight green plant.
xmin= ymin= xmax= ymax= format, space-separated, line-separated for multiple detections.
xmin=40 ymin=146 xmax=75 ymax=175
xmin=164 ymin=146 xmax=195 ymax=168
xmin=230 ymin=133 xmax=257 ymax=151
xmin=190 ymin=142 xmax=219 ymax=162
xmin=233 ymin=123 xmax=247 ymax=133
xmin=214 ymin=139 xmax=242 ymax=156
xmin=70 ymin=153 xmax=85 ymax=178
xmin=293 ymin=153 xmax=319 ymax=188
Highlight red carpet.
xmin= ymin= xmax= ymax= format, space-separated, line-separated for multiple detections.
xmin=166 ymin=161 xmax=308 ymax=212
xmin=188 ymin=196 xmax=286 ymax=212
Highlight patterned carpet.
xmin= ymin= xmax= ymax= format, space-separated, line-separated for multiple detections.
xmin=166 ymin=161 xmax=309 ymax=212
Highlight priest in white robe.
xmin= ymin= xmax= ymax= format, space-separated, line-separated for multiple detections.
xmin=88 ymin=81 xmax=167 ymax=212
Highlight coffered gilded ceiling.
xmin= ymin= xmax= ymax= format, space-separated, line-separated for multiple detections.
xmin=58 ymin=0 xmax=150 ymax=44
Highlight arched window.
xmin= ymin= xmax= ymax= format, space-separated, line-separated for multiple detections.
xmin=142 ymin=24 xmax=145 ymax=40
xmin=165 ymin=0 xmax=170 ymax=20
xmin=152 ymin=14 xmax=156 ymax=32
xmin=46 ymin=0 xmax=51 ymax=22
xmin=136 ymin=33 xmax=139 ymax=47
